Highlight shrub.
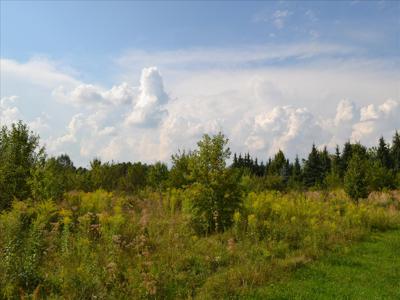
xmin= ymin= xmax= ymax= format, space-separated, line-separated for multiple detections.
xmin=344 ymin=153 xmax=368 ymax=203
xmin=184 ymin=133 xmax=242 ymax=234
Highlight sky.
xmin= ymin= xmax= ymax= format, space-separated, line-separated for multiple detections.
xmin=1 ymin=0 xmax=399 ymax=167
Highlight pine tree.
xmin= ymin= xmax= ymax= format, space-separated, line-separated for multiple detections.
xmin=292 ymin=155 xmax=302 ymax=183
xmin=340 ymin=141 xmax=352 ymax=176
xmin=268 ymin=150 xmax=286 ymax=176
xmin=391 ymin=131 xmax=400 ymax=172
xmin=332 ymin=145 xmax=341 ymax=176
xmin=303 ymin=144 xmax=323 ymax=187
xmin=233 ymin=153 xmax=238 ymax=167
xmin=377 ymin=136 xmax=392 ymax=169
xmin=265 ymin=158 xmax=272 ymax=174
xmin=238 ymin=154 xmax=243 ymax=168
xmin=259 ymin=161 xmax=265 ymax=177
xmin=320 ymin=146 xmax=331 ymax=177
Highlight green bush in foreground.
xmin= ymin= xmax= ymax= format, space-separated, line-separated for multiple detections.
xmin=1 ymin=189 xmax=399 ymax=299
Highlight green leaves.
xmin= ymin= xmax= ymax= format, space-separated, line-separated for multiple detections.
xmin=183 ymin=133 xmax=242 ymax=234
xmin=344 ymin=153 xmax=368 ymax=203
xmin=0 ymin=121 xmax=44 ymax=210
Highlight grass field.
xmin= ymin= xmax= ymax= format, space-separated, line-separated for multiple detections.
xmin=1 ymin=190 xmax=399 ymax=298
xmin=251 ymin=230 xmax=400 ymax=299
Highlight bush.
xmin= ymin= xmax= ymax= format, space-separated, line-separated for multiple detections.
xmin=184 ymin=133 xmax=243 ymax=234
xmin=344 ymin=153 xmax=368 ymax=203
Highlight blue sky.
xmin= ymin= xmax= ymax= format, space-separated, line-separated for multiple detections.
xmin=2 ymin=1 xmax=399 ymax=83
xmin=1 ymin=1 xmax=399 ymax=166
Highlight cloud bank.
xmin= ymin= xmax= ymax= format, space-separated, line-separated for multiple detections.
xmin=1 ymin=44 xmax=399 ymax=166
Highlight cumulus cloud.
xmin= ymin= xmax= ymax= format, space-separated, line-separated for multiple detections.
xmin=1 ymin=95 xmax=51 ymax=137
xmin=242 ymin=106 xmax=326 ymax=158
xmin=334 ymin=99 xmax=356 ymax=125
xmin=325 ymin=99 xmax=358 ymax=147
xmin=54 ymin=82 xmax=137 ymax=107
xmin=0 ymin=96 xmax=22 ymax=126
xmin=29 ymin=114 xmax=50 ymax=133
xmin=43 ymin=67 xmax=170 ymax=164
xmin=360 ymin=104 xmax=379 ymax=121
xmin=2 ymin=47 xmax=400 ymax=166
xmin=160 ymin=115 xmax=221 ymax=159
xmin=125 ymin=67 xmax=169 ymax=127
xmin=47 ymin=113 xmax=84 ymax=151
xmin=45 ymin=92 xmax=399 ymax=166
xmin=351 ymin=99 xmax=399 ymax=141
xmin=53 ymin=67 xmax=169 ymax=129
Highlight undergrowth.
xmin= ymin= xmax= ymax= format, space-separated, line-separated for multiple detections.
xmin=1 ymin=189 xmax=399 ymax=299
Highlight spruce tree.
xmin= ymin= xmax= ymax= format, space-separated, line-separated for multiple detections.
xmin=320 ymin=146 xmax=331 ymax=177
xmin=233 ymin=153 xmax=238 ymax=167
xmin=391 ymin=131 xmax=400 ymax=172
xmin=340 ymin=141 xmax=352 ymax=176
xmin=332 ymin=145 xmax=341 ymax=176
xmin=292 ymin=155 xmax=302 ymax=183
xmin=268 ymin=150 xmax=286 ymax=176
xmin=303 ymin=144 xmax=323 ymax=187
xmin=377 ymin=136 xmax=392 ymax=169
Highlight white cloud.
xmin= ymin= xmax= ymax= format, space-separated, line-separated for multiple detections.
xmin=0 ymin=95 xmax=22 ymax=126
xmin=272 ymin=10 xmax=292 ymax=29
xmin=360 ymin=104 xmax=379 ymax=121
xmin=159 ymin=115 xmax=221 ymax=160
xmin=243 ymin=106 xmax=326 ymax=158
xmin=29 ymin=114 xmax=50 ymax=133
xmin=0 ymin=58 xmax=79 ymax=89
xmin=2 ymin=42 xmax=399 ymax=165
xmin=103 ymin=82 xmax=137 ymax=106
xmin=1 ymin=95 xmax=51 ymax=139
xmin=125 ymin=67 xmax=169 ymax=127
xmin=54 ymin=82 xmax=137 ymax=107
xmin=118 ymin=51 xmax=397 ymax=162
xmin=334 ymin=99 xmax=356 ymax=125
xmin=253 ymin=9 xmax=293 ymax=30
xmin=116 ymin=43 xmax=356 ymax=71
xmin=47 ymin=113 xmax=84 ymax=151
xmin=351 ymin=98 xmax=400 ymax=141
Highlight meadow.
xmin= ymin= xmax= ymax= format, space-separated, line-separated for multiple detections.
xmin=2 ymin=124 xmax=400 ymax=299
xmin=1 ymin=189 xmax=399 ymax=299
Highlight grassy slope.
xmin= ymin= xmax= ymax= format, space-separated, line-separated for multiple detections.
xmin=249 ymin=230 xmax=400 ymax=299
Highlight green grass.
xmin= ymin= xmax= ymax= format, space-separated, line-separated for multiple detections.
xmin=250 ymin=230 xmax=400 ymax=299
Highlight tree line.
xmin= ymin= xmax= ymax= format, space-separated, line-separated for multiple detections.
xmin=231 ymin=133 xmax=400 ymax=198
xmin=1 ymin=121 xmax=400 ymax=212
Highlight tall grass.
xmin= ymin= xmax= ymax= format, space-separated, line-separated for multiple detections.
xmin=1 ymin=189 xmax=399 ymax=299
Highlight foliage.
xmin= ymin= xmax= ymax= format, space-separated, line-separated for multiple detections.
xmin=184 ymin=133 xmax=242 ymax=233
xmin=302 ymin=145 xmax=331 ymax=189
xmin=29 ymin=154 xmax=76 ymax=200
xmin=147 ymin=162 xmax=169 ymax=191
xmin=1 ymin=190 xmax=398 ymax=299
xmin=0 ymin=121 xmax=44 ymax=210
xmin=169 ymin=150 xmax=192 ymax=188
xmin=344 ymin=153 xmax=368 ymax=202
xmin=391 ymin=131 xmax=400 ymax=172
xmin=2 ymin=121 xmax=400 ymax=298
